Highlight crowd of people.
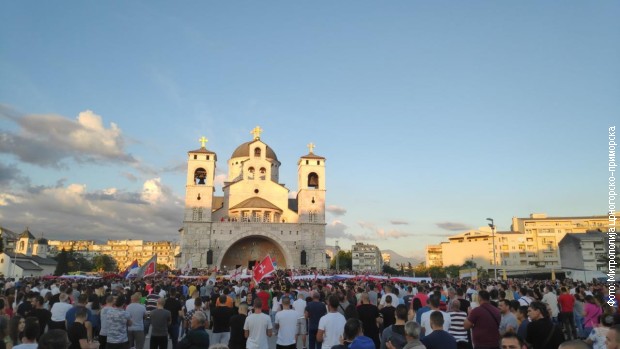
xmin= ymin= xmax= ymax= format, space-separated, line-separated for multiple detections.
xmin=0 ymin=271 xmax=618 ymax=349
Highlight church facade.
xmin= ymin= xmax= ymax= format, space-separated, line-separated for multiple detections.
xmin=179 ymin=127 xmax=327 ymax=270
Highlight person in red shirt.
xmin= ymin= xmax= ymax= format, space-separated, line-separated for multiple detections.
xmin=558 ymin=286 xmax=578 ymax=340
xmin=256 ymin=284 xmax=271 ymax=315
xmin=464 ymin=290 xmax=501 ymax=349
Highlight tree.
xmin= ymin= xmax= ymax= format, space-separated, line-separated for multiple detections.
xmin=93 ymin=255 xmax=118 ymax=272
xmin=329 ymin=250 xmax=352 ymax=270
xmin=54 ymin=248 xmax=70 ymax=276
xmin=407 ymin=262 xmax=414 ymax=276
xmin=444 ymin=264 xmax=461 ymax=279
xmin=382 ymin=264 xmax=399 ymax=275
xmin=157 ymin=263 xmax=171 ymax=272
xmin=0 ymin=237 xmax=4 ymax=253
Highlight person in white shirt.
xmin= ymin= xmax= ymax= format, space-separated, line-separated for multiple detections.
xmin=292 ymin=293 xmax=307 ymax=348
xmin=541 ymin=286 xmax=559 ymax=321
xmin=379 ymin=285 xmax=398 ymax=309
xmin=49 ymin=293 xmax=72 ymax=330
xmin=275 ymin=297 xmax=300 ymax=349
xmin=420 ymin=295 xmax=451 ymax=337
xmin=244 ymin=298 xmax=273 ymax=349
xmin=317 ymin=295 xmax=347 ymax=349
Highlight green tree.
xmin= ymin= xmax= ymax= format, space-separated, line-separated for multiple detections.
xmin=444 ymin=264 xmax=461 ymax=278
xmin=54 ymin=248 xmax=70 ymax=276
xmin=382 ymin=264 xmax=399 ymax=275
xmin=407 ymin=262 xmax=414 ymax=276
xmin=157 ymin=263 xmax=171 ymax=272
xmin=93 ymin=255 xmax=118 ymax=272
xmin=329 ymin=250 xmax=352 ymax=270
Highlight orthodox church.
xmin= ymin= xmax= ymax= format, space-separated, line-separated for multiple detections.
xmin=179 ymin=126 xmax=327 ymax=270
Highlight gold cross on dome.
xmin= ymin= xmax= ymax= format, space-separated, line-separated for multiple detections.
xmin=198 ymin=136 xmax=208 ymax=148
xmin=307 ymin=142 xmax=315 ymax=153
xmin=251 ymin=126 xmax=263 ymax=140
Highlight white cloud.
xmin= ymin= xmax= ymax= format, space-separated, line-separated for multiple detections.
xmin=436 ymin=222 xmax=471 ymax=231
xmin=142 ymin=178 xmax=163 ymax=204
xmin=326 ymin=220 xmax=357 ymax=240
xmin=0 ymin=106 xmax=136 ymax=167
xmin=326 ymin=205 xmax=347 ymax=216
xmin=0 ymin=179 xmax=183 ymax=241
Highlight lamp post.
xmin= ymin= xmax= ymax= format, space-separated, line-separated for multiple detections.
xmin=335 ymin=240 xmax=340 ymax=271
xmin=487 ymin=218 xmax=498 ymax=279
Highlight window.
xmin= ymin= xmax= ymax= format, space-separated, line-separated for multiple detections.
xmin=308 ymin=172 xmax=319 ymax=188
xmin=309 ymin=211 xmax=317 ymax=222
xmin=254 ymin=147 xmax=261 ymax=157
xmin=194 ymin=168 xmax=207 ymax=185
xmin=192 ymin=208 xmax=202 ymax=221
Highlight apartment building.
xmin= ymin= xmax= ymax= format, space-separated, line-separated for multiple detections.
xmin=351 ymin=242 xmax=382 ymax=272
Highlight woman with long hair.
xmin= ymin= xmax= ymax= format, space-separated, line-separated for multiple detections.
xmin=583 ymin=294 xmax=603 ymax=338
xmin=526 ymin=301 xmax=564 ymax=349
xmin=6 ymin=315 xmax=24 ymax=349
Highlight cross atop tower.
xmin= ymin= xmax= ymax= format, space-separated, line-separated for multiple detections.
xmin=307 ymin=142 xmax=315 ymax=153
xmin=198 ymin=136 xmax=208 ymax=148
xmin=251 ymin=126 xmax=263 ymax=140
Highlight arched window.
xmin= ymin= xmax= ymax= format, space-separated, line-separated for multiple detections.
xmin=19 ymin=241 xmax=24 ymax=250
xmin=309 ymin=211 xmax=317 ymax=222
xmin=301 ymin=250 xmax=307 ymax=265
xmin=248 ymin=167 xmax=255 ymax=179
xmin=254 ymin=147 xmax=261 ymax=157
xmin=308 ymin=172 xmax=319 ymax=188
xmin=194 ymin=168 xmax=207 ymax=185
xmin=192 ymin=208 xmax=202 ymax=221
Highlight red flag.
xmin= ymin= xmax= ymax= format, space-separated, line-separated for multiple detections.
xmin=253 ymin=255 xmax=275 ymax=283
xmin=137 ymin=254 xmax=157 ymax=278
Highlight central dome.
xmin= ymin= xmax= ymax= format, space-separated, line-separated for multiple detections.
xmin=231 ymin=141 xmax=278 ymax=161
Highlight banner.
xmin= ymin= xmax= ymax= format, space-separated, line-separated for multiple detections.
xmin=182 ymin=259 xmax=192 ymax=275
xmin=122 ymin=260 xmax=139 ymax=279
xmin=137 ymin=254 xmax=158 ymax=278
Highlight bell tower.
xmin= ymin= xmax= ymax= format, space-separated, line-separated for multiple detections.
xmin=297 ymin=142 xmax=326 ymax=223
xmin=184 ymin=136 xmax=217 ymax=222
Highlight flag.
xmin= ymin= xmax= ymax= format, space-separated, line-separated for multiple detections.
xmin=253 ymin=255 xmax=275 ymax=283
xmin=122 ymin=260 xmax=139 ymax=279
xmin=230 ymin=266 xmax=242 ymax=281
xmin=182 ymin=259 xmax=192 ymax=275
xmin=137 ymin=254 xmax=158 ymax=278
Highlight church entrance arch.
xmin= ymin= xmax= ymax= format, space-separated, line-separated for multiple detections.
xmin=218 ymin=232 xmax=291 ymax=270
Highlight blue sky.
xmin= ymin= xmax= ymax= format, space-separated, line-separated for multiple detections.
xmin=1 ymin=1 xmax=618 ymax=259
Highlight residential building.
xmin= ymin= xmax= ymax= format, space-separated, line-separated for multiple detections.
xmin=425 ymin=213 xmax=612 ymax=272
xmin=425 ymin=245 xmax=443 ymax=267
xmin=47 ymin=239 xmax=179 ymax=270
xmin=559 ymin=232 xmax=608 ymax=272
xmin=351 ymin=242 xmax=382 ymax=272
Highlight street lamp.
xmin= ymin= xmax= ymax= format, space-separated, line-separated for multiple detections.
xmin=487 ymin=218 xmax=498 ymax=280
xmin=335 ymin=240 xmax=340 ymax=271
